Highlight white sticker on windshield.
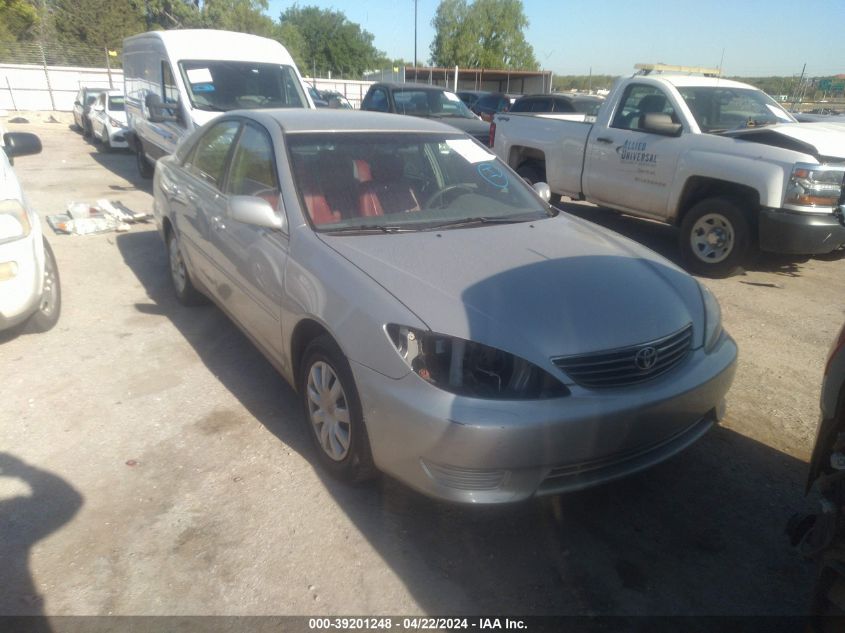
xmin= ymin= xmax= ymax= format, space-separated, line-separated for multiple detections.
xmin=186 ymin=68 xmax=213 ymax=84
xmin=444 ymin=91 xmax=461 ymax=102
xmin=766 ymin=104 xmax=792 ymax=121
xmin=446 ymin=139 xmax=495 ymax=164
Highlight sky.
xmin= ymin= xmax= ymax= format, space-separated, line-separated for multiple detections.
xmin=265 ymin=0 xmax=845 ymax=77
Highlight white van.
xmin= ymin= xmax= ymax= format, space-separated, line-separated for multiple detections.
xmin=123 ymin=29 xmax=314 ymax=178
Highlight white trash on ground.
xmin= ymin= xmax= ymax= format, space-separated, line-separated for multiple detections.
xmin=47 ymin=200 xmax=151 ymax=235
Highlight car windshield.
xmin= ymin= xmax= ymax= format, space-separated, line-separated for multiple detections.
xmin=108 ymin=96 xmax=125 ymax=111
xmin=677 ymin=87 xmax=796 ymax=133
xmin=393 ymin=89 xmax=476 ymax=119
xmin=287 ymin=132 xmax=553 ymax=233
xmin=178 ymin=60 xmax=307 ymax=111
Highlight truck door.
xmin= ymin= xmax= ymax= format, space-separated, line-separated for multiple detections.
xmin=143 ymin=61 xmax=186 ymax=160
xmin=584 ymin=83 xmax=684 ymax=219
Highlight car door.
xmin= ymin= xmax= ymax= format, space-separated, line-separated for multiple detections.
xmin=175 ymin=119 xmax=242 ymax=298
xmin=214 ymin=122 xmax=287 ymax=362
xmin=91 ymin=94 xmax=106 ymax=139
xmin=584 ymin=83 xmax=685 ymax=219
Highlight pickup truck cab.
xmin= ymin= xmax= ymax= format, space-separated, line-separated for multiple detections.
xmin=493 ymin=65 xmax=845 ymax=276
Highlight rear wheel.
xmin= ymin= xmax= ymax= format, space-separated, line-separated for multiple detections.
xmin=25 ymin=239 xmax=61 ymax=333
xmin=167 ymin=230 xmax=206 ymax=306
xmin=136 ymin=144 xmax=154 ymax=179
xmin=679 ymin=197 xmax=754 ymax=277
xmin=299 ymin=335 xmax=376 ymax=483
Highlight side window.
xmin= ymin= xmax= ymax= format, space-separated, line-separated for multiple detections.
xmin=509 ymin=99 xmax=530 ymax=113
xmin=611 ymin=84 xmax=676 ymax=131
xmin=226 ymin=124 xmax=279 ymax=201
xmin=368 ymin=88 xmax=389 ymax=112
xmin=552 ymin=99 xmax=574 ymax=113
xmin=186 ymin=120 xmax=241 ymax=189
xmin=162 ymin=62 xmax=179 ymax=104
xmin=530 ymin=98 xmax=552 ymax=112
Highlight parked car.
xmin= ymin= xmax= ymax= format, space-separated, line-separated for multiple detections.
xmin=361 ymin=82 xmax=491 ymax=145
xmin=72 ymin=87 xmax=105 ymax=137
xmin=308 ymin=85 xmax=329 ymax=108
xmin=492 ymin=65 xmax=845 ymax=277
xmin=510 ymin=93 xmax=604 ymax=118
xmin=471 ymin=92 xmax=518 ymax=122
xmin=152 ymin=109 xmax=737 ymax=504
xmin=0 ymin=131 xmax=61 ymax=333
xmin=123 ymin=29 xmax=314 ymax=179
xmin=321 ymin=90 xmax=353 ymax=109
xmin=87 ymin=90 xmax=129 ymax=151
xmin=789 ymin=321 xmax=845 ymax=621
xmin=457 ymin=90 xmax=489 ymax=109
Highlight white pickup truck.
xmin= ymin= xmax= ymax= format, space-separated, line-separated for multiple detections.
xmin=492 ymin=67 xmax=845 ymax=276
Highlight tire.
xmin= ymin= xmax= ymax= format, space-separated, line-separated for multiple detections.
xmin=299 ymin=335 xmax=376 ymax=483
xmin=82 ymin=120 xmax=92 ymax=138
xmin=25 ymin=238 xmax=61 ymax=333
xmin=167 ymin=230 xmax=206 ymax=306
xmin=679 ymin=197 xmax=754 ymax=278
xmin=516 ymin=162 xmax=562 ymax=205
xmin=136 ymin=144 xmax=153 ymax=179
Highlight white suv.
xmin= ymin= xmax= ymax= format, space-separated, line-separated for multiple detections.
xmin=0 ymin=131 xmax=61 ymax=333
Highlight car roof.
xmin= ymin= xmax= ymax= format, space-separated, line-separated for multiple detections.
xmin=649 ymin=75 xmax=757 ymax=90
xmin=232 ymin=109 xmax=467 ymax=134
xmin=519 ymin=93 xmax=602 ymax=101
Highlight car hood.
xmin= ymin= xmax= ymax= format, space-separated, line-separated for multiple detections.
xmin=319 ymin=216 xmax=704 ymax=363
xmin=730 ymin=122 xmax=845 ymax=160
xmin=110 ymin=111 xmax=128 ymax=125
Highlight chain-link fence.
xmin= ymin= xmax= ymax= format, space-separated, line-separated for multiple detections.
xmin=0 ymin=40 xmax=121 ymax=70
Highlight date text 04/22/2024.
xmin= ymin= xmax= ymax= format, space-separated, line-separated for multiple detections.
xmin=308 ymin=618 xmax=527 ymax=630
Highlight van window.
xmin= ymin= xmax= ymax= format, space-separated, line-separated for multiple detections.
xmin=178 ymin=61 xmax=306 ymax=112
xmin=162 ymin=62 xmax=179 ymax=104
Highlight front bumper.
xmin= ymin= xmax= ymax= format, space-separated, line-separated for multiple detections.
xmin=352 ymin=333 xmax=737 ymax=504
xmin=107 ymin=126 xmax=129 ymax=148
xmin=758 ymin=208 xmax=845 ymax=254
xmin=0 ymin=234 xmax=41 ymax=331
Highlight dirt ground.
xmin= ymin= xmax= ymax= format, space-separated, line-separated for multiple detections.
xmin=1 ymin=114 xmax=844 ymax=617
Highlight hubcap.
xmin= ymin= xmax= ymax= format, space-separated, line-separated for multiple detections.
xmin=690 ymin=213 xmax=734 ymax=264
xmin=169 ymin=237 xmax=187 ymax=293
xmin=39 ymin=250 xmax=57 ymax=315
xmin=306 ymin=361 xmax=351 ymax=461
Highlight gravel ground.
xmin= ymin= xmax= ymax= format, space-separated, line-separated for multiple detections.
xmin=1 ymin=114 xmax=844 ymax=618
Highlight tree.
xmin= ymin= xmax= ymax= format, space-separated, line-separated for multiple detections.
xmin=202 ymin=0 xmax=276 ymax=37
xmin=143 ymin=0 xmax=203 ymax=29
xmin=52 ymin=0 xmax=145 ymax=51
xmin=0 ymin=0 xmax=39 ymax=57
xmin=429 ymin=0 xmax=538 ymax=70
xmin=279 ymin=5 xmax=386 ymax=77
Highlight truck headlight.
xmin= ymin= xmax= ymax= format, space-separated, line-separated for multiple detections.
xmin=784 ymin=163 xmax=844 ymax=210
xmin=386 ymin=324 xmax=569 ymax=399
xmin=0 ymin=199 xmax=32 ymax=245
xmin=698 ymin=281 xmax=723 ymax=352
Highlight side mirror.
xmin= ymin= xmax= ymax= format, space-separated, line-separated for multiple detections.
xmin=229 ymin=195 xmax=286 ymax=232
xmin=3 ymin=132 xmax=42 ymax=159
xmin=145 ymin=93 xmax=178 ymax=123
xmin=532 ymin=181 xmax=551 ymax=202
xmin=640 ymin=113 xmax=682 ymax=137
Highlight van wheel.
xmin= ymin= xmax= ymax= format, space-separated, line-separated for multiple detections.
xmin=136 ymin=145 xmax=154 ymax=179
xmin=299 ymin=335 xmax=376 ymax=483
xmin=680 ymin=197 xmax=753 ymax=278
xmin=26 ymin=239 xmax=61 ymax=333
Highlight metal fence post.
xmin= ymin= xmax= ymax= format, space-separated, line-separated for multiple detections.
xmin=39 ymin=42 xmax=56 ymax=110
xmin=5 ymin=76 xmax=19 ymax=111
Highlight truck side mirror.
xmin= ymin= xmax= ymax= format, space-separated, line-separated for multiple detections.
xmin=145 ymin=93 xmax=179 ymax=123
xmin=640 ymin=113 xmax=682 ymax=137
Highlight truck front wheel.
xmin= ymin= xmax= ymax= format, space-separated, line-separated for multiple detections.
xmin=680 ymin=197 xmax=753 ymax=278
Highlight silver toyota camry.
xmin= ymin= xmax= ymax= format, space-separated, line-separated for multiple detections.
xmin=153 ymin=110 xmax=737 ymax=504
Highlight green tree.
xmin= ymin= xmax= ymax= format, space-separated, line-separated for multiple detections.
xmin=279 ymin=5 xmax=386 ymax=77
xmin=202 ymin=0 xmax=276 ymax=37
xmin=143 ymin=0 xmax=203 ymax=29
xmin=0 ymin=0 xmax=39 ymax=58
xmin=52 ymin=0 xmax=145 ymax=51
xmin=430 ymin=0 xmax=537 ymax=70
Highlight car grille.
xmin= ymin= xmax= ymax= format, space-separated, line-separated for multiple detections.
xmin=552 ymin=324 xmax=693 ymax=389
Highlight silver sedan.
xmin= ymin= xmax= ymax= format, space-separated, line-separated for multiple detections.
xmin=152 ymin=110 xmax=737 ymax=504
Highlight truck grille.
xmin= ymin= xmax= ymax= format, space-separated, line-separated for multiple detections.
xmin=552 ymin=324 xmax=693 ymax=389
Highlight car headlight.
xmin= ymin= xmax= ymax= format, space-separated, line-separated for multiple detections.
xmin=0 ymin=199 xmax=32 ymax=245
xmin=698 ymin=281 xmax=723 ymax=352
xmin=784 ymin=163 xmax=844 ymax=210
xmin=386 ymin=324 xmax=569 ymax=399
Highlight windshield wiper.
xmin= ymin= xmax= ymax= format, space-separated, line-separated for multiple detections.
xmin=324 ymin=224 xmax=417 ymax=234
xmin=422 ymin=215 xmax=544 ymax=230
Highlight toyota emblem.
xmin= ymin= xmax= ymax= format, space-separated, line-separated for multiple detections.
xmin=634 ymin=346 xmax=658 ymax=371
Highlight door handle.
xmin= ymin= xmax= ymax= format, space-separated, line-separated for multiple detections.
xmin=596 ymin=137 xmax=614 ymax=144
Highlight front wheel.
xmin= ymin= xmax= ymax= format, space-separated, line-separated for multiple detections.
xmin=26 ymin=238 xmax=61 ymax=333
xmin=299 ymin=335 xmax=376 ymax=483
xmin=136 ymin=145 xmax=154 ymax=179
xmin=679 ymin=197 xmax=754 ymax=278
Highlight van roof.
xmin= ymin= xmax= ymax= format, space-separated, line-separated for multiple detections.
xmin=123 ymin=29 xmax=296 ymax=67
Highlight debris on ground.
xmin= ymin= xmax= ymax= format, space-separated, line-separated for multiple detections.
xmin=47 ymin=200 xmax=151 ymax=235
xmin=8 ymin=116 xmax=29 ymax=124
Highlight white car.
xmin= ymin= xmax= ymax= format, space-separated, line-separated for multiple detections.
xmin=0 ymin=130 xmax=61 ymax=333
xmin=88 ymin=90 xmax=129 ymax=151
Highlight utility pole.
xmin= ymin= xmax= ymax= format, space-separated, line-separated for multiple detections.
xmin=413 ymin=0 xmax=418 ymax=71
xmin=791 ymin=63 xmax=806 ymax=110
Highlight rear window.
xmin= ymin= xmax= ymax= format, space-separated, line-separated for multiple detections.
xmin=108 ymin=96 xmax=125 ymax=111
